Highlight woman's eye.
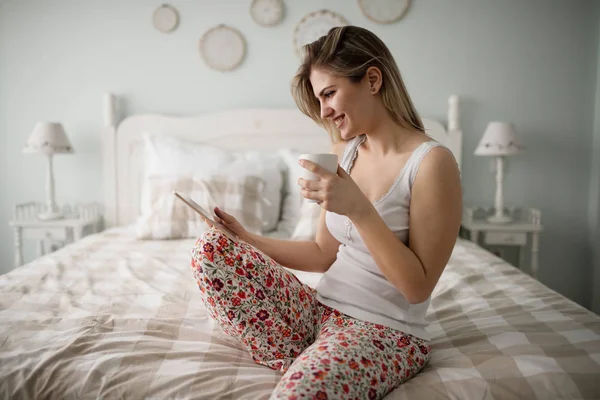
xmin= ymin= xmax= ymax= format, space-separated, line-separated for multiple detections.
xmin=325 ymin=91 xmax=335 ymax=98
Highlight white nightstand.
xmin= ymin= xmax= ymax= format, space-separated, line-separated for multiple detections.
xmin=461 ymin=206 xmax=543 ymax=278
xmin=9 ymin=202 xmax=102 ymax=268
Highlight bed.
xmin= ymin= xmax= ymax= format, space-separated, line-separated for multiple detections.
xmin=1 ymin=94 xmax=599 ymax=399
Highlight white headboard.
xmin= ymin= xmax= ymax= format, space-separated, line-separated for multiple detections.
xmin=102 ymin=93 xmax=462 ymax=227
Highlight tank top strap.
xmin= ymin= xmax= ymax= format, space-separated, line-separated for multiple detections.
xmin=340 ymin=134 xmax=367 ymax=173
xmin=406 ymin=141 xmax=448 ymax=189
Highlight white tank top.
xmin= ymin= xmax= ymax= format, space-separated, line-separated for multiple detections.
xmin=316 ymin=134 xmax=450 ymax=340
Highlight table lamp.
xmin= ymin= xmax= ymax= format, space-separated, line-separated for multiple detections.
xmin=23 ymin=122 xmax=74 ymax=220
xmin=474 ymin=122 xmax=521 ymax=224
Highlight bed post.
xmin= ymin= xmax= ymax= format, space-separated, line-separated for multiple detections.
xmin=103 ymin=92 xmax=118 ymax=227
xmin=448 ymin=94 xmax=460 ymax=131
xmin=447 ymin=95 xmax=463 ymax=171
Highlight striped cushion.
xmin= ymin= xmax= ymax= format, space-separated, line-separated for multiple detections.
xmin=135 ymin=174 xmax=264 ymax=240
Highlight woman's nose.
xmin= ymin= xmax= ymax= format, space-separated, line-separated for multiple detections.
xmin=320 ymin=104 xmax=333 ymax=120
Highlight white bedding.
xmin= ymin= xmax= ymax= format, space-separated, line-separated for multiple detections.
xmin=1 ymin=227 xmax=599 ymax=399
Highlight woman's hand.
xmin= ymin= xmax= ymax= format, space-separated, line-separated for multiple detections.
xmin=212 ymin=207 xmax=253 ymax=243
xmin=298 ymin=160 xmax=371 ymax=221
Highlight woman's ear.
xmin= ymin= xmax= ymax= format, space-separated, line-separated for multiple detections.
xmin=366 ymin=66 xmax=383 ymax=95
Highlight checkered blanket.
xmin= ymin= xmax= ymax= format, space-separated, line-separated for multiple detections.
xmin=1 ymin=227 xmax=599 ymax=399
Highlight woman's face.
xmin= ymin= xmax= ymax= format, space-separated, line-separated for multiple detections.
xmin=309 ymin=67 xmax=378 ymax=140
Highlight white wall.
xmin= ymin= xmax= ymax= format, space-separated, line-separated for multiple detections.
xmin=1 ymin=0 xmax=599 ymax=309
xmin=591 ymin=5 xmax=600 ymax=314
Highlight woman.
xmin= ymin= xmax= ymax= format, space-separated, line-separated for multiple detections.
xmin=190 ymin=25 xmax=462 ymax=399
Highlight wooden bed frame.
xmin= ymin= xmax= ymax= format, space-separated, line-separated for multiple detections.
xmin=101 ymin=93 xmax=463 ymax=228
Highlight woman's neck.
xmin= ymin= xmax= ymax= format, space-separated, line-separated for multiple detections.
xmin=362 ymin=112 xmax=418 ymax=156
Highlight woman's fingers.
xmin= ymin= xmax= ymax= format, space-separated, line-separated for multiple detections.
xmin=297 ymin=178 xmax=321 ymax=190
xmin=301 ymin=189 xmax=323 ymax=202
xmin=299 ymin=159 xmax=337 ymax=179
xmin=214 ymin=207 xmax=230 ymax=222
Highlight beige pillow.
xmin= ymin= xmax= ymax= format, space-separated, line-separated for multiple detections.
xmin=136 ymin=175 xmax=264 ymax=240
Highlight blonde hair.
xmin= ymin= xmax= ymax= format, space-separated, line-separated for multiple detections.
xmin=291 ymin=25 xmax=424 ymax=143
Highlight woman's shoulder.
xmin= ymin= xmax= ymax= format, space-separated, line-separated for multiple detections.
xmin=411 ymin=141 xmax=460 ymax=187
xmin=405 ymin=134 xmax=455 ymax=163
xmin=422 ymin=140 xmax=457 ymax=166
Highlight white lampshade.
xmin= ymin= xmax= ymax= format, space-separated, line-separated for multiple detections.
xmin=474 ymin=122 xmax=521 ymax=156
xmin=23 ymin=122 xmax=74 ymax=155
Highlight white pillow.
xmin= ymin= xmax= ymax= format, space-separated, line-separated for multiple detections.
xmin=275 ymin=148 xmax=306 ymax=237
xmin=230 ymin=151 xmax=284 ymax=233
xmin=141 ymin=132 xmax=233 ymax=215
xmin=291 ymin=199 xmax=322 ymax=240
xmin=140 ymin=132 xmax=284 ymax=233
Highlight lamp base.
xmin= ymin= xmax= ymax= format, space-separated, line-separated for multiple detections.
xmin=38 ymin=211 xmax=64 ymax=221
xmin=487 ymin=214 xmax=512 ymax=224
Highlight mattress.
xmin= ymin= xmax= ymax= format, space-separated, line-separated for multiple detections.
xmin=1 ymin=227 xmax=599 ymax=399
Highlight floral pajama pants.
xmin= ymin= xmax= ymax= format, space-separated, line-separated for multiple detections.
xmin=190 ymin=228 xmax=431 ymax=400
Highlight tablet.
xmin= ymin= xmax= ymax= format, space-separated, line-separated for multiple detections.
xmin=172 ymin=191 xmax=238 ymax=241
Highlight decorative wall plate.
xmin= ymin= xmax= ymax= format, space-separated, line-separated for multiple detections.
xmin=250 ymin=0 xmax=284 ymax=27
xmin=358 ymin=0 xmax=410 ymax=24
xmin=199 ymin=25 xmax=246 ymax=72
xmin=293 ymin=9 xmax=347 ymax=56
xmin=152 ymin=4 xmax=179 ymax=33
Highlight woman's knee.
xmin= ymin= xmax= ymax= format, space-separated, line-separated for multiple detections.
xmin=190 ymin=228 xmax=232 ymax=290
xmin=189 ymin=229 xmax=239 ymax=329
xmin=191 ymin=228 xmax=231 ymax=266
xmin=196 ymin=228 xmax=227 ymax=254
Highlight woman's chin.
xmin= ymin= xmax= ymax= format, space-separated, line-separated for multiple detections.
xmin=340 ymin=128 xmax=358 ymax=141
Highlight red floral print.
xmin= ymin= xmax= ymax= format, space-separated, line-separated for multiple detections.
xmin=190 ymin=228 xmax=431 ymax=400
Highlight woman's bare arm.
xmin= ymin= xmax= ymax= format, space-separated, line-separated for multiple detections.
xmin=351 ymin=147 xmax=462 ymax=304
xmin=247 ymin=209 xmax=339 ymax=273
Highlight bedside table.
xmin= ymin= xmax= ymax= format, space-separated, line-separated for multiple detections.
xmin=461 ymin=206 xmax=543 ymax=278
xmin=9 ymin=202 xmax=102 ymax=268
